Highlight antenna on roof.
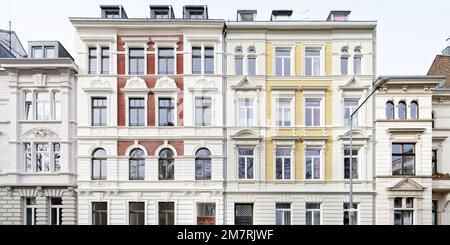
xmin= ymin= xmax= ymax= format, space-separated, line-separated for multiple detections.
xmin=8 ymin=21 xmax=12 ymax=53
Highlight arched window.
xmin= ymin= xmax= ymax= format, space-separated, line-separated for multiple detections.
xmin=410 ymin=101 xmax=418 ymax=120
xmin=386 ymin=101 xmax=394 ymax=120
xmin=235 ymin=46 xmax=244 ymax=75
xmin=247 ymin=47 xmax=256 ymax=76
xmin=92 ymin=149 xmax=107 ymax=180
xmin=398 ymin=101 xmax=407 ymax=120
xmin=341 ymin=47 xmax=349 ymax=75
xmin=195 ymin=148 xmax=211 ymax=180
xmin=129 ymin=149 xmax=145 ymax=180
xmin=159 ymin=148 xmax=174 ymax=180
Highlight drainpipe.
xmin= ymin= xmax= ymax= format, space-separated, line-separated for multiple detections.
xmin=222 ymin=24 xmax=228 ymax=225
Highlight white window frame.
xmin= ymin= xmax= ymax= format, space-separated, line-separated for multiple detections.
xmin=85 ymin=41 xmax=114 ymax=76
xmin=24 ymin=197 xmax=37 ymax=225
xmin=343 ymin=148 xmax=359 ymax=180
xmin=274 ymin=47 xmax=292 ymax=76
xmin=275 ymin=147 xmax=293 ymax=180
xmin=393 ymin=197 xmax=415 ymax=225
xmin=302 ymin=89 xmax=326 ymax=127
xmin=50 ymin=197 xmax=63 ymax=225
xmin=343 ymin=202 xmax=359 ymax=225
xmin=156 ymin=96 xmax=177 ymax=127
xmin=275 ymin=203 xmax=292 ymax=225
xmin=122 ymin=37 xmax=150 ymax=76
xmin=343 ymin=98 xmax=359 ymax=127
xmin=303 ymin=44 xmax=325 ymax=76
xmin=23 ymin=89 xmax=61 ymax=121
xmin=127 ymin=97 xmax=147 ymax=127
xmin=194 ymin=96 xmax=213 ymax=126
xmin=304 ymin=98 xmax=321 ymax=127
xmin=237 ymin=98 xmax=255 ymax=127
xmin=237 ymin=147 xmax=255 ymax=180
xmin=305 ymin=203 xmax=321 ymax=225
xmin=24 ymin=142 xmax=61 ymax=173
xmin=273 ymin=93 xmax=295 ymax=127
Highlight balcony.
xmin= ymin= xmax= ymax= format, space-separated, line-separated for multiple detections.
xmin=432 ymin=172 xmax=450 ymax=191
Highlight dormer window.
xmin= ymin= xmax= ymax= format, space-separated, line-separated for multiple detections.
xmin=270 ymin=10 xmax=293 ymax=21
xmin=237 ymin=10 xmax=257 ymax=21
xmin=183 ymin=6 xmax=208 ymax=19
xmin=150 ymin=6 xmax=174 ymax=19
xmin=100 ymin=5 xmax=127 ymax=19
xmin=105 ymin=9 xmax=120 ymax=19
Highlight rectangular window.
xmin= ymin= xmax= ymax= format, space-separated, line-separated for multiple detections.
xmin=25 ymin=197 xmax=37 ymax=225
xmin=354 ymin=56 xmax=361 ymax=75
xmin=50 ymin=197 xmax=63 ymax=225
xmin=92 ymin=202 xmax=107 ymax=225
xmin=204 ymin=47 xmax=214 ymax=74
xmin=92 ymin=153 xmax=107 ymax=180
xmin=44 ymin=46 xmax=55 ymax=58
xmin=158 ymin=48 xmax=174 ymax=75
xmin=394 ymin=197 xmax=414 ymax=225
xmin=105 ymin=10 xmax=120 ymax=19
xmin=154 ymin=11 xmax=170 ymax=19
xmin=305 ymin=49 xmax=321 ymax=76
xmin=344 ymin=149 xmax=358 ymax=179
xmin=238 ymin=148 xmax=254 ymax=180
xmin=159 ymin=202 xmax=175 ymax=225
xmin=344 ymin=99 xmax=358 ymax=126
xmin=341 ymin=57 xmax=348 ymax=75
xmin=25 ymin=143 xmax=32 ymax=172
xmin=32 ymin=46 xmax=43 ymax=58
xmin=101 ymin=48 xmax=110 ymax=74
xmin=129 ymin=98 xmax=145 ymax=126
xmin=305 ymin=149 xmax=321 ymax=180
xmin=35 ymin=92 xmax=50 ymax=120
xmin=53 ymin=91 xmax=60 ymax=121
xmin=192 ymin=47 xmax=201 ymax=74
xmin=195 ymin=97 xmax=212 ymax=126
xmin=197 ymin=203 xmax=216 ymax=225
xmin=235 ymin=56 xmax=243 ymax=75
xmin=237 ymin=98 xmax=254 ymax=126
xmin=158 ymin=98 xmax=175 ymax=126
xmin=276 ymin=98 xmax=292 ymax=127
xmin=24 ymin=91 xmax=33 ymax=120
xmin=392 ymin=144 xmax=415 ymax=176
xmin=53 ymin=143 xmax=61 ymax=172
xmin=275 ymin=48 xmax=291 ymax=76
xmin=305 ymin=99 xmax=321 ymax=126
xmin=235 ymin=204 xmax=253 ymax=225
xmin=305 ymin=203 xmax=321 ymax=225
xmin=432 ymin=200 xmax=438 ymax=225
xmin=275 ymin=148 xmax=291 ymax=180
xmin=129 ymin=48 xmax=145 ymax=75
xmin=432 ymin=150 xmax=438 ymax=175
xmin=88 ymin=48 xmax=97 ymax=74
xmin=36 ymin=143 xmax=49 ymax=172
xmin=129 ymin=202 xmax=145 ymax=225
xmin=248 ymin=57 xmax=256 ymax=75
xmin=91 ymin=98 xmax=107 ymax=126
xmin=275 ymin=203 xmax=291 ymax=225
xmin=343 ymin=203 xmax=358 ymax=225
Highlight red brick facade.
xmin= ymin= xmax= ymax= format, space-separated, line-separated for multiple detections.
xmin=116 ymin=35 xmax=184 ymax=126
xmin=118 ymin=140 xmax=184 ymax=156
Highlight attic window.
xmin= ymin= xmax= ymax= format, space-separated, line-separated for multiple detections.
xmin=154 ymin=10 xmax=169 ymax=19
xmin=188 ymin=10 xmax=204 ymax=19
xmin=105 ymin=9 xmax=120 ymax=19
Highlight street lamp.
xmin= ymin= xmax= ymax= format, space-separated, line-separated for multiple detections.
xmin=348 ymin=77 xmax=387 ymax=225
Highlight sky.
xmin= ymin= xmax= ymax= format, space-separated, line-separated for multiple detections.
xmin=1 ymin=0 xmax=449 ymax=75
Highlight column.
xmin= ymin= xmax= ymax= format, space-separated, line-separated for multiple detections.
xmin=62 ymin=188 xmax=77 ymax=225
xmin=35 ymin=195 xmax=48 ymax=225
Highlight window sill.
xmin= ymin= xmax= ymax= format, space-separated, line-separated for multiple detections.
xmin=18 ymin=120 xmax=62 ymax=123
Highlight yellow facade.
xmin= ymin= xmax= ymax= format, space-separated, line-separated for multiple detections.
xmin=265 ymin=42 xmax=333 ymax=181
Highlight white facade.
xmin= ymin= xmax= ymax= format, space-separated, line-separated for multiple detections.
xmin=0 ymin=58 xmax=78 ymax=225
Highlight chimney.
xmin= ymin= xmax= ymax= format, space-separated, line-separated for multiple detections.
xmin=237 ymin=10 xmax=257 ymax=21
xmin=327 ymin=10 xmax=351 ymax=21
xmin=270 ymin=10 xmax=293 ymax=21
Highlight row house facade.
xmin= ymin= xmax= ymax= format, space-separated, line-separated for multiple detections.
xmin=71 ymin=5 xmax=226 ymax=225
xmin=224 ymin=10 xmax=377 ymax=225
xmin=0 ymin=42 xmax=78 ymax=225
xmin=1 ymin=4 xmax=449 ymax=225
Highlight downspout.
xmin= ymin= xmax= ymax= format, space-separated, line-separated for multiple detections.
xmin=222 ymin=23 xmax=228 ymax=225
